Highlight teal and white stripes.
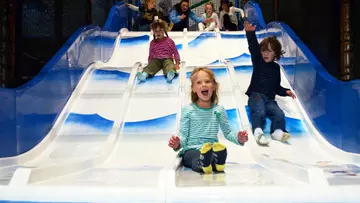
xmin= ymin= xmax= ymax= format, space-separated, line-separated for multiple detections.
xmin=175 ymin=103 xmax=240 ymax=155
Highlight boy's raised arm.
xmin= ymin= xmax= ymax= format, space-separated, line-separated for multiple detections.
xmin=244 ymin=22 xmax=262 ymax=64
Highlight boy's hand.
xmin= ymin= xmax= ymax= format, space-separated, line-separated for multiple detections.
xmin=286 ymin=90 xmax=296 ymax=99
xmin=244 ymin=21 xmax=256 ymax=32
xmin=168 ymin=135 xmax=180 ymax=149
xmin=238 ymin=131 xmax=249 ymax=144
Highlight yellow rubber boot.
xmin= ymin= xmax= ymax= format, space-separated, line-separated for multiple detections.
xmin=199 ymin=142 xmax=213 ymax=174
xmin=212 ymin=142 xmax=227 ymax=172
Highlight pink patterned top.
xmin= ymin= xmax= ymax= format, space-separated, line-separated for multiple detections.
xmin=148 ymin=37 xmax=180 ymax=63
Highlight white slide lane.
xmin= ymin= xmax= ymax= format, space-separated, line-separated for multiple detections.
xmin=1 ymin=29 xmax=359 ymax=203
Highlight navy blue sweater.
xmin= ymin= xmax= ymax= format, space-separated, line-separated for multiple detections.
xmin=245 ymin=31 xmax=289 ymax=100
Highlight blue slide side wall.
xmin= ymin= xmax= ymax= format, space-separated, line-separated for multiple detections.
xmin=0 ymin=26 xmax=117 ymax=157
xmin=279 ymin=23 xmax=360 ymax=153
xmin=249 ymin=2 xmax=360 ymax=153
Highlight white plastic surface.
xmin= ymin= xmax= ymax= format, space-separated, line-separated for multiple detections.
xmin=0 ymin=30 xmax=360 ymax=203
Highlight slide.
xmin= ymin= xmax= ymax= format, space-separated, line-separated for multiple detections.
xmin=0 ymin=2 xmax=359 ymax=203
xmin=0 ymin=28 xmax=133 ymax=185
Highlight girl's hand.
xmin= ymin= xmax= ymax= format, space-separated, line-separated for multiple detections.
xmin=204 ymin=18 xmax=214 ymax=24
xmin=244 ymin=21 xmax=256 ymax=32
xmin=238 ymin=131 xmax=249 ymax=144
xmin=176 ymin=64 xmax=180 ymax=70
xmin=286 ymin=90 xmax=296 ymax=99
xmin=168 ymin=135 xmax=180 ymax=149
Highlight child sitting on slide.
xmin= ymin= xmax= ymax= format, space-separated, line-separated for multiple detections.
xmin=244 ymin=21 xmax=296 ymax=146
xmin=168 ymin=67 xmax=248 ymax=174
xmin=136 ymin=19 xmax=180 ymax=83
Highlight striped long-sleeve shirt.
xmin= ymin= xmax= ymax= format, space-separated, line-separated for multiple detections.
xmin=175 ymin=103 xmax=242 ymax=156
xmin=245 ymin=31 xmax=289 ymax=99
xmin=148 ymin=37 xmax=180 ymax=63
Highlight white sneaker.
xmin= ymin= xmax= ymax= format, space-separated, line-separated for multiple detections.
xmin=254 ymin=128 xmax=269 ymax=145
xmin=281 ymin=132 xmax=291 ymax=142
xmin=255 ymin=133 xmax=269 ymax=145
xmin=271 ymin=129 xmax=291 ymax=143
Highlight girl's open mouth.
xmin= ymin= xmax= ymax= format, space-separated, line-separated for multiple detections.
xmin=201 ymin=90 xmax=209 ymax=96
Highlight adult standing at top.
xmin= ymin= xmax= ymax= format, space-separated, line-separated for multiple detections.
xmin=157 ymin=0 xmax=173 ymax=23
xmin=169 ymin=0 xmax=213 ymax=32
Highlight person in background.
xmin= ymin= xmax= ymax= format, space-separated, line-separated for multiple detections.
xmin=219 ymin=0 xmax=245 ymax=31
xmin=198 ymin=2 xmax=220 ymax=31
xmin=126 ymin=0 xmax=170 ymax=31
xmin=157 ymin=0 xmax=173 ymax=23
xmin=169 ymin=0 xmax=213 ymax=31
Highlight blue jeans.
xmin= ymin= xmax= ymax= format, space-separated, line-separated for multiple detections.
xmin=248 ymin=92 xmax=286 ymax=134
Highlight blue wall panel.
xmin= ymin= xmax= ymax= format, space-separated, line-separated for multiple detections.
xmin=280 ymin=23 xmax=360 ymax=153
xmin=0 ymin=25 xmax=117 ymax=157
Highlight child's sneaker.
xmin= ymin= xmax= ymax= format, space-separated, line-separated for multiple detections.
xmin=136 ymin=72 xmax=147 ymax=82
xmin=255 ymin=133 xmax=269 ymax=145
xmin=281 ymin=132 xmax=291 ymax=142
xmin=254 ymin=128 xmax=269 ymax=145
xmin=199 ymin=142 xmax=213 ymax=174
xmin=212 ymin=142 xmax=227 ymax=172
xmin=166 ymin=70 xmax=176 ymax=83
xmin=271 ymin=130 xmax=291 ymax=143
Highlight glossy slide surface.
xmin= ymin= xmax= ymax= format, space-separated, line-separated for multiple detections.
xmin=0 ymin=27 xmax=359 ymax=203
